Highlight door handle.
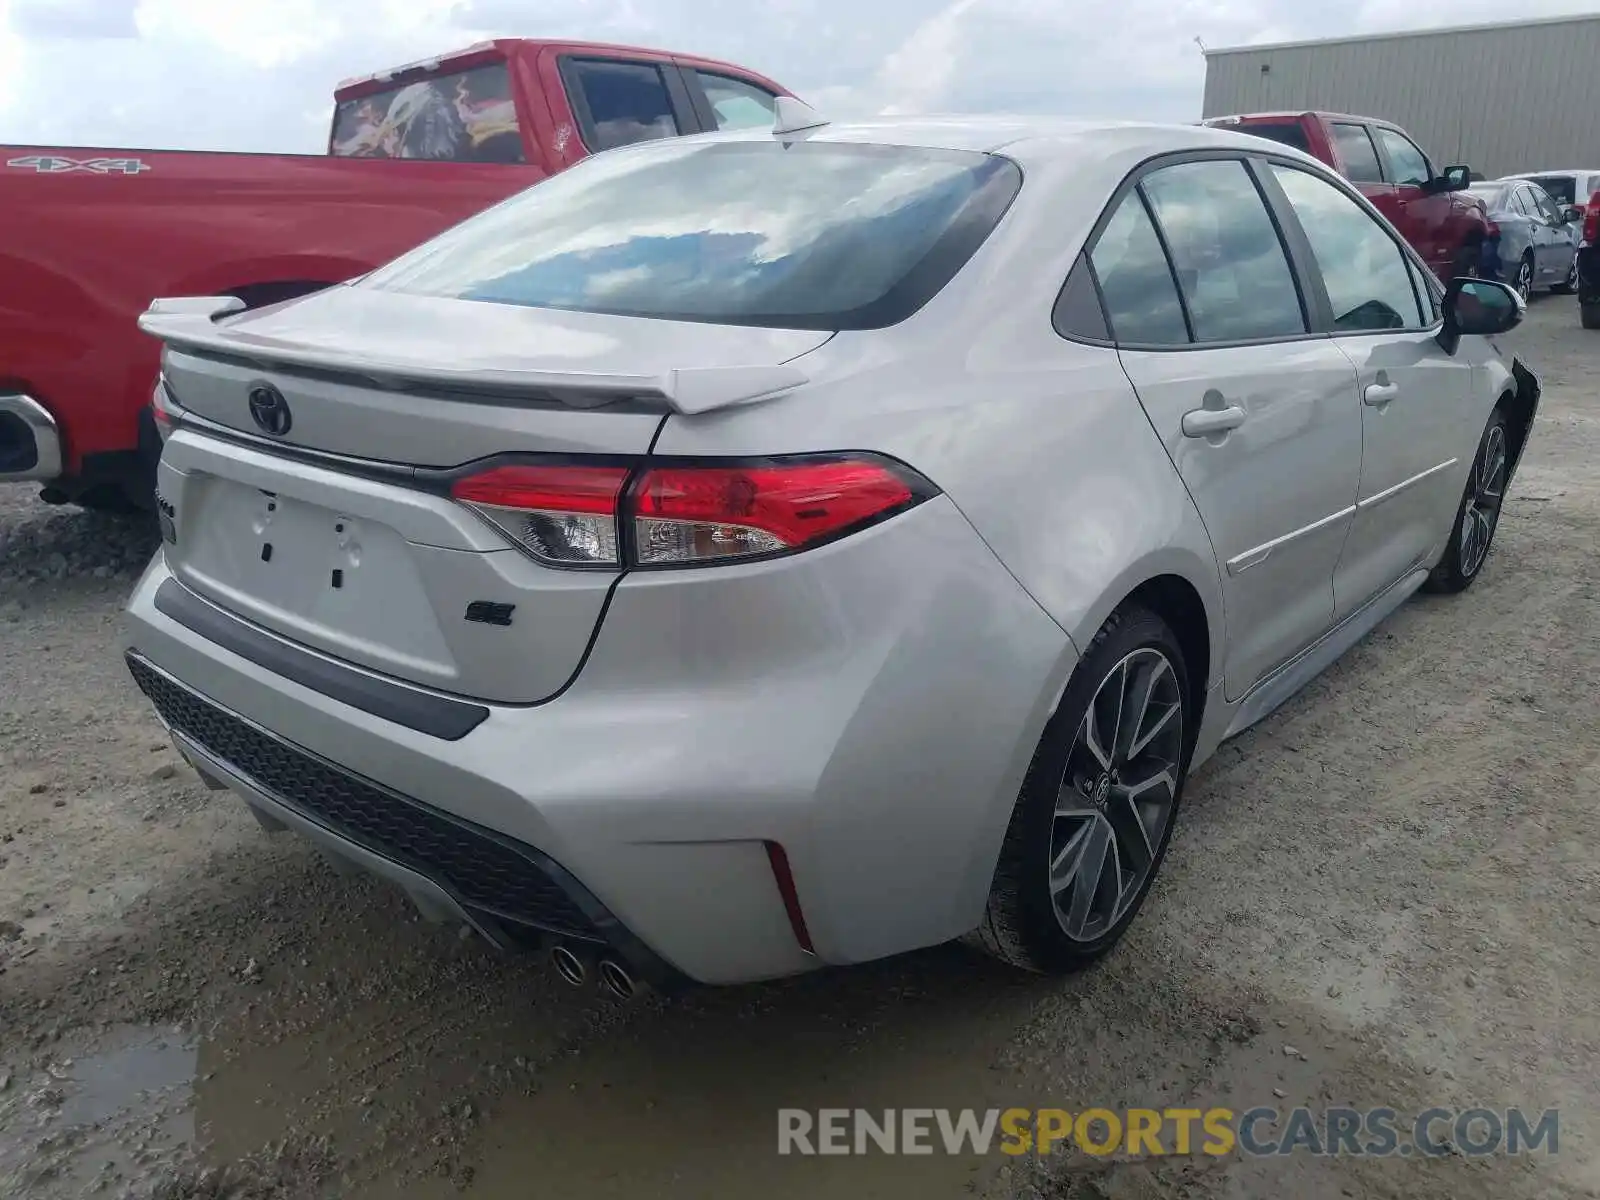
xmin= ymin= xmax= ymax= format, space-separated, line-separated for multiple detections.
xmin=1363 ymin=382 xmax=1399 ymax=406
xmin=1181 ymin=405 xmax=1246 ymax=438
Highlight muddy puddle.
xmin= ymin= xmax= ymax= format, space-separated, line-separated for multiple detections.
xmin=0 ymin=1023 xmax=197 ymax=1195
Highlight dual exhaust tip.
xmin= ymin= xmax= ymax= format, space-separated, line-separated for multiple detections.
xmin=550 ymin=943 xmax=639 ymax=1000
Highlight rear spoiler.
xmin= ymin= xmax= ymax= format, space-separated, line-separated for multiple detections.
xmin=137 ymin=296 xmax=809 ymax=417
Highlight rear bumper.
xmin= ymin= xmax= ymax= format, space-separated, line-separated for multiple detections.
xmin=122 ymin=496 xmax=1076 ymax=985
xmin=1577 ymin=244 xmax=1600 ymax=306
xmin=0 ymin=393 xmax=63 ymax=481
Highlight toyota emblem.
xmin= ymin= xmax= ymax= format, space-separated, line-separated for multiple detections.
xmin=247 ymin=383 xmax=292 ymax=437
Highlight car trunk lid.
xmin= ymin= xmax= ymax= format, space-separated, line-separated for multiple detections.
xmin=145 ymin=287 xmax=829 ymax=705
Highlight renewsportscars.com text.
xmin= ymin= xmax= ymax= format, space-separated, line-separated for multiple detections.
xmin=777 ymin=1106 xmax=1559 ymax=1158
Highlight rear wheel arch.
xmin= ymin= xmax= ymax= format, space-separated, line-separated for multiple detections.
xmin=1121 ymin=575 xmax=1211 ymax=748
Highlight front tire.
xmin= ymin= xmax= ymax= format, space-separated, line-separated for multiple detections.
xmin=1582 ymin=304 xmax=1600 ymax=330
xmin=973 ymin=605 xmax=1190 ymax=973
xmin=1554 ymin=256 xmax=1579 ymax=294
xmin=1423 ymin=407 xmax=1508 ymax=595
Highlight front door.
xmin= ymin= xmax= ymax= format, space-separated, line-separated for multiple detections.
xmin=1266 ymin=161 xmax=1466 ymax=618
xmin=1370 ymin=125 xmax=1455 ymax=277
xmin=1087 ymin=157 xmax=1363 ymax=698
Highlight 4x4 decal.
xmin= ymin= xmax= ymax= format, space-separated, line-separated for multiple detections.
xmin=6 ymin=155 xmax=151 ymax=175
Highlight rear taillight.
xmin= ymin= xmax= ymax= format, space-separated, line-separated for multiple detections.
xmin=151 ymin=377 xmax=181 ymax=442
xmin=450 ymin=463 xmax=629 ymax=567
xmin=632 ymin=459 xmax=916 ymax=565
xmin=1584 ymin=190 xmax=1600 ymax=244
xmin=448 ymin=454 xmax=933 ymax=570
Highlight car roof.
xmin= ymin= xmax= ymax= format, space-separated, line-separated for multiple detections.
xmin=674 ymin=115 xmax=1317 ymax=167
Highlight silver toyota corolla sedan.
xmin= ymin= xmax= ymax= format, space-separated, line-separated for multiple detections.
xmin=125 ymin=113 xmax=1539 ymax=991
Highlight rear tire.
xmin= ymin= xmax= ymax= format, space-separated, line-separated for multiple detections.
xmin=1423 ymin=407 xmax=1508 ymax=595
xmin=972 ymin=604 xmax=1191 ymax=973
xmin=1514 ymin=253 xmax=1535 ymax=302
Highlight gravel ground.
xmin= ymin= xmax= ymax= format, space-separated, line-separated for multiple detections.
xmin=2 ymin=299 xmax=1598 ymax=1199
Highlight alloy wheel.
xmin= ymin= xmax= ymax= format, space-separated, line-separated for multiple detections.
xmin=1459 ymin=423 xmax=1506 ymax=579
xmin=1049 ymin=647 xmax=1184 ymax=943
xmin=1516 ymin=258 xmax=1534 ymax=301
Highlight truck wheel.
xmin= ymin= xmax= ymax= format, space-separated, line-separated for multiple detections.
xmin=1451 ymin=241 xmax=1481 ymax=280
xmin=1583 ymin=305 xmax=1600 ymax=330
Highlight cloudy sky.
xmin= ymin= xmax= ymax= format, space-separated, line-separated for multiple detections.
xmin=1 ymin=0 xmax=1598 ymax=152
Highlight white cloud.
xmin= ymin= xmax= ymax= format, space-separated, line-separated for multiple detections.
xmin=2 ymin=0 xmax=1600 ymax=150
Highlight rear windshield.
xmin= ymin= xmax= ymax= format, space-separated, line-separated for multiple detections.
xmin=1233 ymin=122 xmax=1311 ymax=153
xmin=332 ymin=61 xmax=523 ymax=163
xmin=359 ymin=139 xmax=1023 ymax=330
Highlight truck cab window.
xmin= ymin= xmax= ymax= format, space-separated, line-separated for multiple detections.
xmin=1373 ymin=127 xmax=1431 ymax=187
xmin=1331 ymin=123 xmax=1384 ymax=185
xmin=693 ymin=71 xmax=778 ymax=130
xmin=566 ymin=60 xmax=681 ymax=151
xmin=330 ymin=62 xmax=524 ymax=163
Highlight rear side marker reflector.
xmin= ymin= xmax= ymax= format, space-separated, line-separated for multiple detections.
xmin=448 ymin=454 xmax=935 ymax=570
xmin=765 ymin=841 xmax=815 ymax=955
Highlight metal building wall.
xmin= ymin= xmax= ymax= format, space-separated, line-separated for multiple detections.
xmin=1202 ymin=15 xmax=1600 ymax=179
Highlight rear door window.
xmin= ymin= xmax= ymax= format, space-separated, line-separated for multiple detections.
xmin=1088 ymin=193 xmax=1191 ymax=345
xmin=1139 ymin=159 xmax=1307 ymax=343
xmin=691 ymin=71 xmax=779 ymax=130
xmin=563 ymin=59 xmax=683 ymax=151
xmin=1331 ymin=123 xmax=1384 ymax=184
xmin=331 ymin=62 xmax=524 ymax=163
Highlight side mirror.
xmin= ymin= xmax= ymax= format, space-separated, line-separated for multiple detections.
xmin=1437 ymin=278 xmax=1524 ymax=355
xmin=1563 ymin=205 xmax=1584 ymax=224
xmin=1427 ymin=164 xmax=1472 ymax=193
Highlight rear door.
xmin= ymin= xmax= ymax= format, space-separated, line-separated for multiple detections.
xmin=1329 ymin=121 xmax=1395 ymax=217
xmin=1265 ymin=162 xmax=1466 ymax=617
xmin=1094 ymin=155 xmax=1363 ymax=698
xmin=1370 ymin=125 xmax=1453 ymax=276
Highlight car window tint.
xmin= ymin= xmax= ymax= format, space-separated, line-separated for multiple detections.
xmin=1053 ymin=253 xmax=1110 ymax=341
xmin=1232 ymin=122 xmax=1311 ymax=153
xmin=1270 ymin=164 xmax=1425 ymax=331
xmin=1528 ymin=175 xmax=1576 ymax=206
xmin=693 ymin=71 xmax=778 ymax=130
xmin=1373 ymin=127 xmax=1431 ymax=186
xmin=330 ymin=62 xmax=524 ymax=163
xmin=1530 ymin=187 xmax=1562 ymax=224
xmin=1507 ymin=188 xmax=1530 ymax=216
xmin=1331 ymin=124 xmax=1384 ymax=184
xmin=1139 ymin=159 xmax=1306 ymax=343
xmin=1088 ymin=193 xmax=1189 ymax=345
xmin=566 ymin=59 xmax=681 ymax=151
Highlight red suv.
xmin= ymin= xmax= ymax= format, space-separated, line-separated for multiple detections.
xmin=1203 ymin=111 xmax=1492 ymax=282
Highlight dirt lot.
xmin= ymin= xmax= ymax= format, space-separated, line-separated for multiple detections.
xmin=2 ymin=299 xmax=1598 ymax=1200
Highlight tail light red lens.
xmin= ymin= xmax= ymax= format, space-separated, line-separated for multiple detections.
xmin=449 ymin=454 xmax=932 ymax=570
xmin=1584 ymin=190 xmax=1600 ymax=244
xmin=633 ymin=459 xmax=916 ymax=565
xmin=450 ymin=463 xmax=630 ymax=567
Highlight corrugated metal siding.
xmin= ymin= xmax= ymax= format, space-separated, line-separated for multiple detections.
xmin=1202 ymin=17 xmax=1600 ymax=179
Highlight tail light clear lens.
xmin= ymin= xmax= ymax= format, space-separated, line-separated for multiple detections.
xmin=450 ymin=464 xmax=629 ymax=566
xmin=633 ymin=460 xmax=917 ymax=565
xmin=448 ymin=455 xmax=932 ymax=570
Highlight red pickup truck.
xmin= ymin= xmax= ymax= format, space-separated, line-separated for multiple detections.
xmin=1202 ymin=111 xmax=1493 ymax=283
xmin=0 ymin=38 xmax=789 ymax=510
